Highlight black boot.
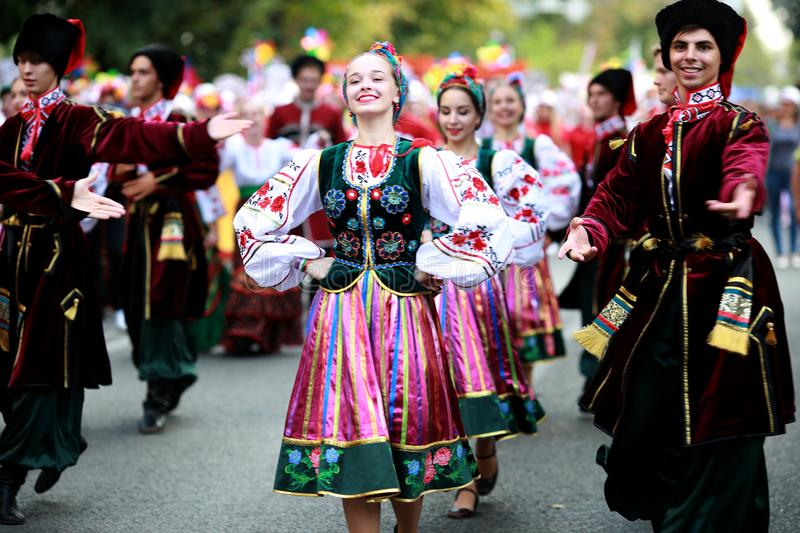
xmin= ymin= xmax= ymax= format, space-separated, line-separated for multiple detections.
xmin=34 ymin=438 xmax=86 ymax=494
xmin=0 ymin=466 xmax=26 ymax=525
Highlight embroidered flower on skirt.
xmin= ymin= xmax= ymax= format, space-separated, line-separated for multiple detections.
xmin=380 ymin=185 xmax=409 ymax=214
xmin=373 ymin=217 xmax=386 ymax=230
xmin=324 ymin=189 xmax=347 ymax=219
xmin=376 ymin=231 xmax=406 ymax=260
xmin=346 ymin=218 xmax=359 ymax=231
xmin=336 ymin=230 xmax=361 ymax=257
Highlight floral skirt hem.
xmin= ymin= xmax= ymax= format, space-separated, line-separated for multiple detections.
xmin=495 ymin=394 xmax=546 ymax=439
xmin=273 ymin=437 xmax=477 ymax=501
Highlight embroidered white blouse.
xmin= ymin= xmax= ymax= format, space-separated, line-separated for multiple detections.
xmin=488 ymin=134 xmax=581 ymax=232
xmin=233 ymin=144 xmax=541 ymax=290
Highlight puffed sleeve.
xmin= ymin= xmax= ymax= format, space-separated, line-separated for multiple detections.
xmin=415 ymin=147 xmax=515 ymax=287
xmin=233 ymin=149 xmax=326 ymax=290
xmin=718 ymin=111 xmax=769 ymax=211
xmin=487 ymin=149 xmax=549 ymax=265
xmin=532 ymin=134 xmax=581 ymax=231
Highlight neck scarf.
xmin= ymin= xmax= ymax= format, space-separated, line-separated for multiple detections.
xmin=661 ymin=83 xmax=724 ymax=212
xmin=19 ymin=86 xmax=66 ymax=163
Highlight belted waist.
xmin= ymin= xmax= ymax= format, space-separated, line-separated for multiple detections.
xmin=639 ymin=231 xmax=751 ymax=258
xmin=3 ymin=212 xmax=53 ymax=227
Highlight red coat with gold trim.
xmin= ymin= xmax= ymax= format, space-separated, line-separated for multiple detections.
xmin=578 ymin=102 xmax=795 ymax=446
xmin=0 ymin=100 xmax=218 ymax=390
xmin=117 ymin=110 xmax=218 ymax=327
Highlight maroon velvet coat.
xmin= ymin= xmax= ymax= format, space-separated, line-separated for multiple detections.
xmin=579 ymin=102 xmax=795 ymax=446
xmin=117 ymin=110 xmax=218 ymax=329
xmin=0 ymin=100 xmax=217 ymax=389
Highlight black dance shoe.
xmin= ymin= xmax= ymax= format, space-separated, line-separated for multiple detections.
xmin=33 ymin=469 xmax=61 ymax=494
xmin=138 ymin=410 xmax=167 ymax=434
xmin=0 ymin=483 xmax=25 ymax=525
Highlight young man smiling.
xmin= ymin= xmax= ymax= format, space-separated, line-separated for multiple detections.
xmin=0 ymin=14 xmax=248 ymax=525
xmin=559 ymin=0 xmax=794 ymax=531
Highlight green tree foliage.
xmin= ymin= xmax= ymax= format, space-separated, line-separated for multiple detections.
xmin=0 ymin=0 xmax=785 ymax=87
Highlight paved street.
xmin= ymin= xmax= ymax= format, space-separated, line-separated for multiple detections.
xmin=10 ymin=221 xmax=800 ymax=532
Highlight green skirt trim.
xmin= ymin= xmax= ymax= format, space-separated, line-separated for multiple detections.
xmin=497 ymin=394 xmax=546 ymax=438
xmin=518 ymin=329 xmax=567 ymax=364
xmin=0 ymin=387 xmax=85 ymax=472
xmin=458 ymin=394 xmax=511 ymax=439
xmin=273 ymin=438 xmax=478 ymax=501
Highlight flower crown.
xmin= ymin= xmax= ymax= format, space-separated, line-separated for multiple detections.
xmin=436 ymin=64 xmax=485 ymax=116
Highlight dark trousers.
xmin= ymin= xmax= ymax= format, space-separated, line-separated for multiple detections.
xmin=597 ymin=289 xmax=769 ymax=532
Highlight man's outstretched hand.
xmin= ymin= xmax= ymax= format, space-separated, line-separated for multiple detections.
xmin=706 ymin=178 xmax=757 ymax=220
xmin=72 ymin=174 xmax=125 ymax=220
xmin=558 ymin=217 xmax=598 ymax=263
xmin=206 ymin=112 xmax=253 ymax=141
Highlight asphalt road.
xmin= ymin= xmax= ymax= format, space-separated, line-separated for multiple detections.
xmin=9 ymin=221 xmax=799 ymax=532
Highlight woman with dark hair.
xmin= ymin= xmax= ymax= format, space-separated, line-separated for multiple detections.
xmin=431 ymin=65 xmax=549 ymax=519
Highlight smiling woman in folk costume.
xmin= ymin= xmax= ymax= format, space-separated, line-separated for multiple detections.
xmin=0 ymin=13 xmax=249 ymax=525
xmin=560 ymin=1 xmax=794 ymax=530
xmin=430 ymin=65 xmax=549 ymax=519
xmin=234 ymin=43 xmax=538 ymax=533
xmin=483 ymin=75 xmax=581 ymax=376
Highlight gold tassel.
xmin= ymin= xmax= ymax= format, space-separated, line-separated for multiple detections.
xmin=573 ymin=324 xmax=610 ymax=359
xmin=707 ymin=324 xmax=749 ymax=356
xmin=157 ymin=213 xmax=187 ymax=261
xmin=63 ymin=298 xmax=80 ymax=321
xmin=608 ymin=138 xmax=627 ymax=150
xmin=765 ymin=322 xmax=777 ymax=346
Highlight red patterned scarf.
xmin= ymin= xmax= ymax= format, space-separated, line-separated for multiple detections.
xmin=19 ymin=86 xmax=66 ymax=163
xmin=661 ymin=83 xmax=723 ymax=211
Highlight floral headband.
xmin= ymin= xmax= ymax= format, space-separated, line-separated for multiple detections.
xmin=342 ymin=41 xmax=408 ymax=124
xmin=436 ymin=64 xmax=485 ymax=117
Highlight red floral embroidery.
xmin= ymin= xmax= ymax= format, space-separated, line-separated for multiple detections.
xmin=423 ymin=453 xmax=436 ymax=484
xmin=256 ymin=182 xmax=270 ymax=196
xmin=451 ymin=233 xmax=467 ymax=246
xmin=471 ymin=177 xmax=487 ymax=192
xmin=462 ymin=189 xmax=475 ymax=200
xmin=257 ymin=195 xmax=271 ymax=209
xmin=509 ymin=188 xmax=520 ymax=200
xmin=309 ymin=447 xmax=321 ymax=473
xmin=523 ymin=174 xmax=537 ymax=184
xmin=472 ymin=238 xmax=487 ymax=251
xmin=402 ymin=213 xmax=412 ymax=225
xmin=355 ymin=160 xmax=367 ymax=174
xmin=488 ymin=196 xmax=500 ymax=206
xmin=521 ymin=185 xmax=530 ymax=196
xmin=270 ymin=195 xmax=285 ymax=213
xmin=238 ymin=229 xmax=252 ymax=249
xmin=370 ymin=188 xmax=382 ymax=200
xmin=468 ymin=230 xmax=482 ymax=240
xmin=346 ymin=188 xmax=359 ymax=201
xmin=433 ymin=447 xmax=452 ymax=467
